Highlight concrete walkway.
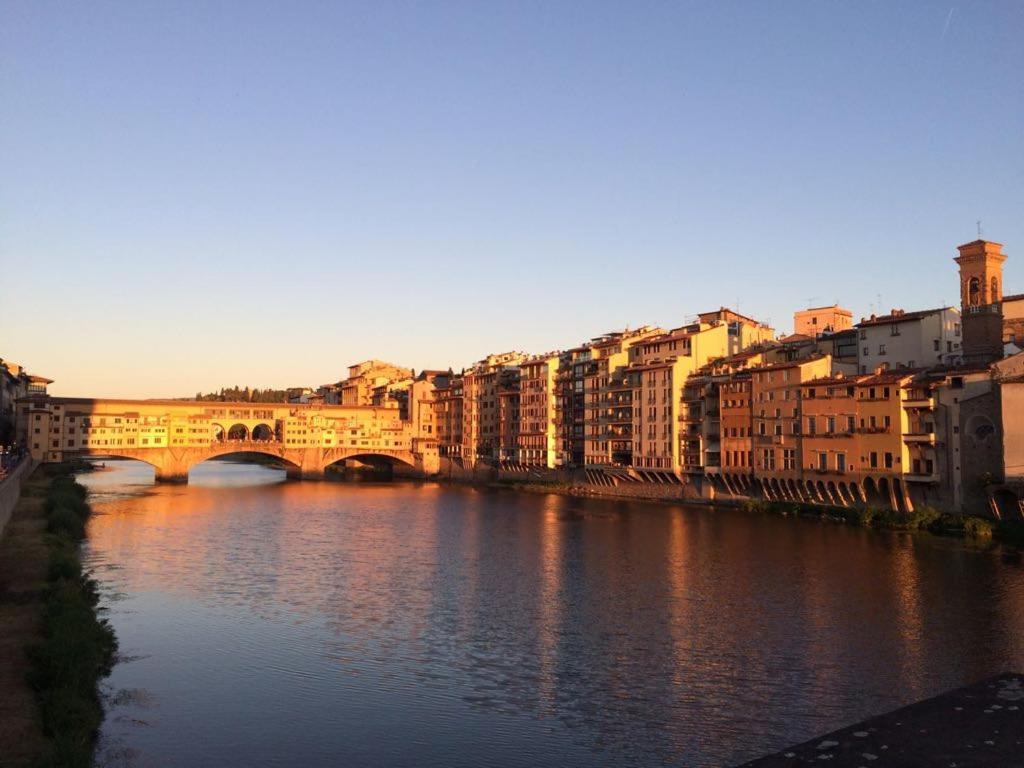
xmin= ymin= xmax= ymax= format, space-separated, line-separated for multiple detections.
xmin=740 ymin=673 xmax=1024 ymax=767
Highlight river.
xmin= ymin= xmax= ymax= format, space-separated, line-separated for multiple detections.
xmin=80 ymin=459 xmax=1024 ymax=767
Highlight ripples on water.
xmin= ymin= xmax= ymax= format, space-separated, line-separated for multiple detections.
xmin=81 ymin=460 xmax=1024 ymax=767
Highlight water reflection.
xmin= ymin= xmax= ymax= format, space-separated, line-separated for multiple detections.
xmin=82 ymin=460 xmax=1024 ymax=768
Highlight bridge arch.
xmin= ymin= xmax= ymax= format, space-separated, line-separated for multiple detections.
xmin=227 ymin=424 xmax=249 ymax=441
xmin=79 ymin=453 xmax=161 ymax=472
xmin=324 ymin=451 xmax=417 ymax=471
xmin=212 ymin=423 xmax=226 ymax=442
xmin=252 ymin=423 xmax=275 ymax=442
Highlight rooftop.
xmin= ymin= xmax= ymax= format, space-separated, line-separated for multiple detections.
xmin=856 ymin=307 xmax=954 ymax=328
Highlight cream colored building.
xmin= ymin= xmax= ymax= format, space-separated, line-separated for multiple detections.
xmin=461 ymin=352 xmax=525 ymax=466
xmin=856 ymin=307 xmax=962 ymax=374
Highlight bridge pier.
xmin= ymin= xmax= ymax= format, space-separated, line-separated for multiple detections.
xmin=155 ymin=468 xmax=189 ymax=483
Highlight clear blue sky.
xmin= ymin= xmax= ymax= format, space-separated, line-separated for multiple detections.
xmin=2 ymin=1 xmax=1022 ymax=398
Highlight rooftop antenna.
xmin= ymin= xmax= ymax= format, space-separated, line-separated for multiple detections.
xmin=806 ymin=295 xmax=819 ymax=308
xmin=977 ymin=220 xmax=983 ymax=238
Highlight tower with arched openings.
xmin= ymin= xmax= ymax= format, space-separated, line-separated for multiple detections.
xmin=955 ymin=239 xmax=1007 ymax=364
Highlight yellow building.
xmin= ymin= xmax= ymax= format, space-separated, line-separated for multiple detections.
xmin=328 ymin=360 xmax=414 ymax=406
xmin=517 ymin=353 xmax=560 ymax=468
xmin=628 ymin=322 xmax=731 ymax=476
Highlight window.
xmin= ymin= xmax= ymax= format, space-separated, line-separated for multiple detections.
xmin=884 ymin=452 xmax=894 ymax=469
xmin=818 ymin=453 xmax=828 ymax=471
xmin=837 ymin=453 xmax=846 ymax=473
xmin=878 ymin=344 xmax=887 ymax=355
xmin=933 ymin=339 xmax=940 ymax=351
xmin=870 ymin=452 xmax=878 ymax=468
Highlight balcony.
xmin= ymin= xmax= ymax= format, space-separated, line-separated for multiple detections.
xmin=904 ymin=472 xmax=940 ymax=483
xmin=904 ymin=432 xmax=936 ymax=444
xmin=903 ymin=396 xmax=935 ymax=409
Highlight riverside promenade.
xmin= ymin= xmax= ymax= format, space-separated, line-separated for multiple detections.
xmin=0 ymin=456 xmax=33 ymax=538
xmin=740 ymin=673 xmax=1024 ymax=767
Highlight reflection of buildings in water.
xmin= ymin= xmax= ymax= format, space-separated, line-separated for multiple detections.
xmin=887 ymin=538 xmax=926 ymax=700
xmin=536 ymin=495 xmax=565 ymax=714
xmin=83 ymin=459 xmax=1024 ymax=768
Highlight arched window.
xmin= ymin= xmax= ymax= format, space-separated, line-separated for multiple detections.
xmin=968 ymin=277 xmax=981 ymax=306
xmin=991 ymin=277 xmax=1000 ymax=302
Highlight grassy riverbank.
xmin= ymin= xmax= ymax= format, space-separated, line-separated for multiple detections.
xmin=31 ymin=467 xmax=118 ymax=768
xmin=0 ymin=464 xmax=117 ymax=768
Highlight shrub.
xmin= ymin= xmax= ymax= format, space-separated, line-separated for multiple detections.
xmin=963 ymin=516 xmax=996 ymax=538
xmin=907 ymin=506 xmax=942 ymax=530
xmin=46 ymin=505 xmax=86 ymax=540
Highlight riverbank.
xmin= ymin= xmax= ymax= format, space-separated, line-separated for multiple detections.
xmin=0 ymin=464 xmax=117 ymax=768
xmin=463 ymin=474 xmax=1024 ymax=549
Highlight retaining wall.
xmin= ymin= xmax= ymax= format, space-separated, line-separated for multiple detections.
xmin=0 ymin=459 xmax=34 ymax=539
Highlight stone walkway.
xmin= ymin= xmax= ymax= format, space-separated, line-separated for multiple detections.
xmin=740 ymin=673 xmax=1024 ymax=767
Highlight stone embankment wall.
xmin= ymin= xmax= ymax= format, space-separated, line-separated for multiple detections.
xmin=0 ymin=459 xmax=34 ymax=538
xmin=434 ymin=458 xmax=719 ymax=505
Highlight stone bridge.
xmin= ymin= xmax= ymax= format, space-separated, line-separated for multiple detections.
xmin=17 ymin=396 xmax=440 ymax=483
xmin=78 ymin=440 xmax=425 ymax=482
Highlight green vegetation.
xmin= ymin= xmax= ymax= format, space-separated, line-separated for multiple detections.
xmin=27 ymin=467 xmax=117 ymax=768
xmin=191 ymin=386 xmax=287 ymax=403
xmin=740 ymin=497 xmax=1013 ymax=543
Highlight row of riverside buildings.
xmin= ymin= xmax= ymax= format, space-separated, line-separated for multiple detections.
xmin=10 ymin=240 xmax=1022 ymax=518
xmin=312 ymin=239 xmax=1024 ymax=518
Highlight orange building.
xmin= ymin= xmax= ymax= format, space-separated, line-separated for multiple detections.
xmin=751 ymin=355 xmax=833 ymax=495
xmin=793 ymin=305 xmax=853 ymax=337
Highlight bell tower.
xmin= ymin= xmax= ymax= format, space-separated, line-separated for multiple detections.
xmin=955 ymin=239 xmax=1006 ymax=364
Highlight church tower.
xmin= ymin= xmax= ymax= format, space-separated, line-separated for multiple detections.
xmin=955 ymin=239 xmax=1006 ymax=364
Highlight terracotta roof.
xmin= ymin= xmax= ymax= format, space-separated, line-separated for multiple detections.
xmin=801 ymin=375 xmax=861 ymax=387
xmin=857 ymin=371 xmax=920 ymax=386
xmin=1002 ymin=293 xmax=1024 ymax=303
xmin=749 ymin=355 xmax=829 ymax=373
xmin=856 ymin=307 xmax=953 ymax=328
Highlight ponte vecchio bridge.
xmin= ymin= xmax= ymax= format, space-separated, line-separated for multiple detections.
xmin=17 ymin=397 xmax=439 ymax=482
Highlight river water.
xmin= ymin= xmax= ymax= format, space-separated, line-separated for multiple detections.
xmin=80 ymin=459 xmax=1024 ymax=767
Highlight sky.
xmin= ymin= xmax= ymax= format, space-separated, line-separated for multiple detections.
xmin=2 ymin=1 xmax=1022 ymax=398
